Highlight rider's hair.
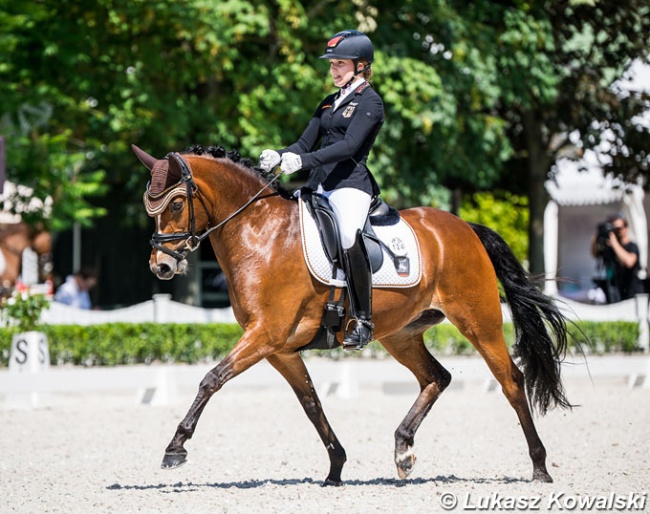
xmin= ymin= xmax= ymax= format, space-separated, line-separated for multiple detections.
xmin=360 ymin=60 xmax=373 ymax=81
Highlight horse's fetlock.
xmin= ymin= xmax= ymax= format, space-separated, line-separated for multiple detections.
xmin=394 ymin=426 xmax=415 ymax=447
xmin=177 ymin=422 xmax=194 ymax=440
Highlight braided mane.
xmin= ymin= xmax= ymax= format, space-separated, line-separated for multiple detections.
xmin=186 ymin=144 xmax=294 ymax=199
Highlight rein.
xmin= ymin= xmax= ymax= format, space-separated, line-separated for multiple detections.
xmin=148 ymin=153 xmax=281 ymax=262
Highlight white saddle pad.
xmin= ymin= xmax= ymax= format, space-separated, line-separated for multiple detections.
xmin=298 ymin=196 xmax=422 ymax=288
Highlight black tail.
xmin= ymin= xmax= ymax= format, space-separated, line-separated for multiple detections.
xmin=470 ymin=223 xmax=571 ymax=414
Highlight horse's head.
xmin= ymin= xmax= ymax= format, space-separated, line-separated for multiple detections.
xmin=31 ymin=230 xmax=52 ymax=255
xmin=133 ymin=145 xmax=210 ymax=280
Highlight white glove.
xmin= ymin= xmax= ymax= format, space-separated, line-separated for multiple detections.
xmin=259 ymin=149 xmax=281 ymax=172
xmin=281 ymin=152 xmax=302 ymax=174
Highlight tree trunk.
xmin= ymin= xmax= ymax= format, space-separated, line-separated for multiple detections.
xmin=450 ymin=187 xmax=462 ymax=216
xmin=523 ymin=111 xmax=552 ymax=277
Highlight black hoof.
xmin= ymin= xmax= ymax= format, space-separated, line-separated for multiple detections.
xmin=322 ymin=478 xmax=344 ymax=487
xmin=532 ymin=469 xmax=553 ymax=483
xmin=161 ymin=452 xmax=187 ymax=469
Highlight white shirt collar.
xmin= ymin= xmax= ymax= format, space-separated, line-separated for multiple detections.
xmin=339 ymin=78 xmax=366 ymax=100
xmin=334 ymin=78 xmax=366 ymax=110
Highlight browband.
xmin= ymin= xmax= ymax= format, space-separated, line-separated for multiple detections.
xmin=143 ymin=184 xmax=187 ymax=216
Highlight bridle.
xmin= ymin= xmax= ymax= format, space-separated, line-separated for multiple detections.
xmin=145 ymin=152 xmax=281 ymax=262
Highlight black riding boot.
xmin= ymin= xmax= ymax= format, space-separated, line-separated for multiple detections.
xmin=342 ymin=231 xmax=373 ymax=350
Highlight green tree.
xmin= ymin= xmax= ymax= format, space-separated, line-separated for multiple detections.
xmin=2 ymin=0 xmax=648 ymax=277
xmin=365 ymin=0 xmax=650 ymax=273
xmin=460 ymin=191 xmax=529 ymax=264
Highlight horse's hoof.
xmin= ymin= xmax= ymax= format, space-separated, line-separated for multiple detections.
xmin=161 ymin=452 xmax=187 ymax=469
xmin=532 ymin=469 xmax=553 ymax=483
xmin=395 ymin=448 xmax=416 ymax=479
xmin=322 ymin=478 xmax=344 ymax=487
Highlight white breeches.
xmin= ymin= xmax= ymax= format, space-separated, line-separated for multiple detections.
xmin=319 ymin=186 xmax=371 ymax=249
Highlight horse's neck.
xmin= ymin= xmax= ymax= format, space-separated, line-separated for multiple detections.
xmin=192 ymin=157 xmax=300 ymax=270
xmin=210 ymin=192 xmax=299 ymax=271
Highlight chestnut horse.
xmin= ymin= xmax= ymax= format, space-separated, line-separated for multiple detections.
xmin=134 ymin=144 xmax=572 ymax=484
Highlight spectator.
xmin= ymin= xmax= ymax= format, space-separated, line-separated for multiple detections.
xmin=591 ymin=214 xmax=643 ymax=303
xmin=54 ymin=267 xmax=97 ymax=309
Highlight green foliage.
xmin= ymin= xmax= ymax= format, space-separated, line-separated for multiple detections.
xmin=0 ymin=322 xmax=243 ymax=366
xmin=0 ymin=291 xmax=50 ymax=333
xmin=0 ymin=123 xmax=108 ymax=230
xmin=0 ymin=320 xmax=639 ymax=367
xmin=572 ymin=321 xmax=641 ymax=354
xmin=1 ymin=0 xmax=648 ymax=257
xmin=422 ymin=320 xmax=639 ymax=356
xmin=460 ymin=191 xmax=529 ymax=264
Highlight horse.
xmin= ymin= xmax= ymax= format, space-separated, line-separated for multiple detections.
xmin=0 ymin=222 xmax=52 ymax=295
xmin=133 ymin=144 xmax=573 ymax=485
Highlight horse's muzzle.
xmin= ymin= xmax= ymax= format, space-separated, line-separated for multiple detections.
xmin=150 ymin=251 xmax=187 ymax=280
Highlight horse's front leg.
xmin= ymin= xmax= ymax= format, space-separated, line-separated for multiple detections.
xmin=266 ymin=353 xmax=347 ymax=486
xmin=161 ymin=334 xmax=272 ymax=469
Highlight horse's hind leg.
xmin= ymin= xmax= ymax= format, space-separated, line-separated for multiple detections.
xmin=380 ymin=330 xmax=452 ymax=479
xmin=483 ymin=347 xmax=552 ymax=482
xmin=448 ymin=310 xmax=553 ymax=482
xmin=266 ymin=353 xmax=347 ymax=486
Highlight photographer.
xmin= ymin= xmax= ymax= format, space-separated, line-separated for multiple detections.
xmin=591 ymin=214 xmax=643 ymax=303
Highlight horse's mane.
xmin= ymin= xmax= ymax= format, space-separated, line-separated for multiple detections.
xmin=185 ymin=144 xmax=295 ymax=200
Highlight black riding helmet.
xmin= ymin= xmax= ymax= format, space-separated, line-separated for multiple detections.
xmin=319 ymin=30 xmax=374 ymax=80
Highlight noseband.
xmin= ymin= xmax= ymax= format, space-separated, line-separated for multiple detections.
xmin=145 ymin=152 xmax=280 ymax=263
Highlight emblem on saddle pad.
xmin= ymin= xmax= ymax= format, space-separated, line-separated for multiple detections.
xmin=298 ymin=193 xmax=422 ymax=289
xmin=389 ymin=237 xmax=410 ymax=276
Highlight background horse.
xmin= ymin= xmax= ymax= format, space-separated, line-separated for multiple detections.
xmin=0 ymin=222 xmax=52 ymax=295
xmin=134 ymin=144 xmax=573 ymax=485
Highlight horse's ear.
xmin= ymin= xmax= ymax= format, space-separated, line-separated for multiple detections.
xmin=167 ymin=153 xmax=183 ymax=182
xmin=132 ymin=144 xmax=157 ymax=172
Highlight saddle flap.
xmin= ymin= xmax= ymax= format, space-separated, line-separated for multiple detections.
xmin=305 ymin=191 xmax=342 ymax=265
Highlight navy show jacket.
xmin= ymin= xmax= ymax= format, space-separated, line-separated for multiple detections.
xmin=281 ymin=81 xmax=384 ymax=196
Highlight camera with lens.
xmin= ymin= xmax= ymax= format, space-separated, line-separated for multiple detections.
xmin=597 ymin=221 xmax=614 ymax=239
xmin=595 ymin=221 xmax=615 ymax=255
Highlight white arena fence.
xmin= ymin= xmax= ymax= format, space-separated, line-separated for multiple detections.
xmin=40 ymin=294 xmax=237 ymax=325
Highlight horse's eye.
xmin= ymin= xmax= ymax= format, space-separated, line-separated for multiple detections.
xmin=170 ymin=200 xmax=184 ymax=213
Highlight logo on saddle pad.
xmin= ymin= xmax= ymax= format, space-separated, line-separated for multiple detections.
xmin=298 ymin=194 xmax=422 ymax=288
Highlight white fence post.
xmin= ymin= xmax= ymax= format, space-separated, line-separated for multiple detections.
xmin=153 ymin=294 xmax=172 ymax=323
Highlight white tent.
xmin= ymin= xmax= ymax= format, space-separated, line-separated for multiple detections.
xmin=544 ymin=151 xmax=647 ymax=301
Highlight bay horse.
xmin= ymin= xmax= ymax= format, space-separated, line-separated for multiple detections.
xmin=0 ymin=222 xmax=52 ymax=295
xmin=134 ymin=144 xmax=572 ymax=484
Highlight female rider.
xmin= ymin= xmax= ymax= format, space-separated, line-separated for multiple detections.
xmin=260 ymin=30 xmax=385 ymax=350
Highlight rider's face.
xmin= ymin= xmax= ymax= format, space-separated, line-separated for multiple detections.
xmin=329 ymin=59 xmax=357 ymax=88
